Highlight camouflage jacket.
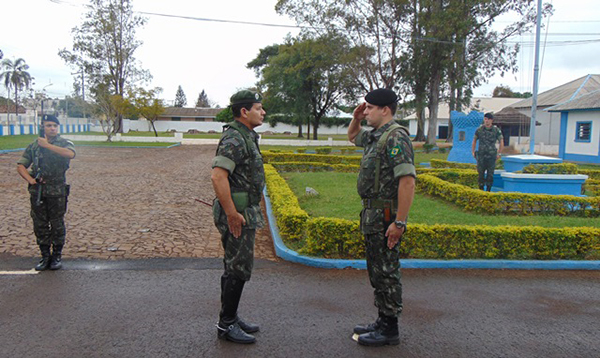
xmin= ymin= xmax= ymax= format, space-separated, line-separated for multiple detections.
xmin=17 ymin=135 xmax=75 ymax=197
xmin=355 ymin=121 xmax=416 ymax=234
xmin=474 ymin=125 xmax=503 ymax=157
xmin=211 ymin=120 xmax=265 ymax=228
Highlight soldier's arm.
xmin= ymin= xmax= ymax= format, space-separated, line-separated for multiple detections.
xmin=17 ymin=164 xmax=37 ymax=185
xmin=211 ymin=167 xmax=246 ymax=238
xmin=471 ymin=135 xmax=477 ymax=157
xmin=497 ymin=132 xmax=504 ymax=155
xmin=348 ymin=103 xmax=366 ymax=143
xmin=37 ymin=138 xmax=75 ymax=159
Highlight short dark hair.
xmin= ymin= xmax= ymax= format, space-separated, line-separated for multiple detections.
xmin=231 ymin=103 xmax=255 ymax=118
xmin=380 ymin=102 xmax=397 ymax=116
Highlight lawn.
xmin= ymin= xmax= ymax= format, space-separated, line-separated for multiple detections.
xmin=282 ymin=171 xmax=600 ymax=228
xmin=0 ymin=134 xmax=173 ymax=150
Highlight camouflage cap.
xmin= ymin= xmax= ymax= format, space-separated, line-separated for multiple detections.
xmin=365 ymin=88 xmax=399 ymax=106
xmin=42 ymin=114 xmax=60 ymax=125
xmin=230 ymin=90 xmax=262 ymax=106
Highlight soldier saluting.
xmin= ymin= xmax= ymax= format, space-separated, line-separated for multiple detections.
xmin=347 ymin=89 xmax=416 ymax=347
xmin=211 ymin=90 xmax=266 ymax=344
xmin=17 ymin=114 xmax=76 ymax=271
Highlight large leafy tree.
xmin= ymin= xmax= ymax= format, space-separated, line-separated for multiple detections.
xmin=251 ymin=34 xmax=358 ymax=139
xmin=131 ymin=87 xmax=165 ymax=136
xmin=174 ymin=85 xmax=187 ymax=107
xmin=0 ymin=58 xmax=32 ymax=126
xmin=59 ymin=0 xmax=150 ymax=136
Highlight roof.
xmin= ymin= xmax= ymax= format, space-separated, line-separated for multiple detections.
xmin=492 ymin=106 xmax=531 ymax=125
xmin=511 ymin=74 xmax=600 ymax=109
xmin=547 ymin=89 xmax=600 ymax=112
xmin=162 ymin=107 xmax=224 ymax=118
xmin=405 ymin=97 xmax=521 ymax=120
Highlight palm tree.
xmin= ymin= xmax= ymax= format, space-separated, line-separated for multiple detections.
xmin=0 ymin=58 xmax=33 ymax=127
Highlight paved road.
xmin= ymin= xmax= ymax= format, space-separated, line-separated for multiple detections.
xmin=1 ymin=256 xmax=599 ymax=358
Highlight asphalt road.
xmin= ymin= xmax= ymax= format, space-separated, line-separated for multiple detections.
xmin=1 ymin=256 xmax=599 ymax=358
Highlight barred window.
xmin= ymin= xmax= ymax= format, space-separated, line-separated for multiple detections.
xmin=575 ymin=121 xmax=591 ymax=142
xmin=459 ymin=131 xmax=466 ymax=141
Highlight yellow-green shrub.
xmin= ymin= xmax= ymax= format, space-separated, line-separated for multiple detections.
xmin=430 ymin=159 xmax=476 ymax=169
xmin=522 ymin=163 xmax=579 ymax=174
xmin=263 ymin=151 xmax=361 ymax=165
xmin=270 ymin=161 xmax=359 ymax=173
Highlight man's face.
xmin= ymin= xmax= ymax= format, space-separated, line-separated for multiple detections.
xmin=484 ymin=117 xmax=493 ymax=128
xmin=243 ymin=103 xmax=266 ymax=129
xmin=43 ymin=121 xmax=59 ymax=138
xmin=364 ymin=103 xmax=385 ymax=129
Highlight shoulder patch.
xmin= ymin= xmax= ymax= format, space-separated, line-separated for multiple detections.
xmin=390 ymin=145 xmax=402 ymax=158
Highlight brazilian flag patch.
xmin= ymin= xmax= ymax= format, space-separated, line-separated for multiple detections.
xmin=390 ymin=145 xmax=402 ymax=158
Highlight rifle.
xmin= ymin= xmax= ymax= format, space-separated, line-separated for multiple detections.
xmin=34 ymin=124 xmax=45 ymax=206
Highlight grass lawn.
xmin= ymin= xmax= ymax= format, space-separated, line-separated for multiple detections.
xmin=0 ymin=135 xmax=173 ymax=150
xmin=282 ymin=171 xmax=600 ymax=228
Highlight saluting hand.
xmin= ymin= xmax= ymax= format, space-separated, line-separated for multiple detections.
xmin=227 ymin=212 xmax=246 ymax=239
xmin=353 ymin=102 xmax=367 ymax=121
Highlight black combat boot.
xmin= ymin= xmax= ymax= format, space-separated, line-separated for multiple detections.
xmin=354 ymin=312 xmax=383 ymax=334
xmin=358 ymin=315 xmax=400 ymax=347
xmin=35 ymin=245 xmax=51 ymax=271
xmin=217 ymin=275 xmax=256 ymax=344
xmin=486 ymin=186 xmax=492 ymax=192
xmin=478 ymin=184 xmax=485 ymax=191
xmin=50 ymin=244 xmax=63 ymax=270
xmin=237 ymin=317 xmax=259 ymax=334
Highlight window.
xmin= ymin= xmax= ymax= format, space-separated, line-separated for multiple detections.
xmin=171 ymin=117 xmax=181 ymax=121
xmin=195 ymin=117 xmax=205 ymax=122
xmin=459 ymin=131 xmax=466 ymax=141
xmin=575 ymin=121 xmax=592 ymax=142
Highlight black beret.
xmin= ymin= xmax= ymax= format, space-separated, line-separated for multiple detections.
xmin=484 ymin=112 xmax=494 ymax=119
xmin=42 ymin=114 xmax=60 ymax=125
xmin=230 ymin=90 xmax=262 ymax=106
xmin=365 ymin=88 xmax=398 ymax=106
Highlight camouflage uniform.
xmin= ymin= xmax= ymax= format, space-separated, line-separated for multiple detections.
xmin=355 ymin=121 xmax=416 ymax=317
xmin=212 ymin=120 xmax=265 ymax=282
xmin=474 ymin=125 xmax=503 ymax=190
xmin=17 ymin=135 xmax=75 ymax=248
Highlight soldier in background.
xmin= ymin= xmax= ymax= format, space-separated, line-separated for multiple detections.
xmin=17 ymin=115 xmax=75 ymax=271
xmin=347 ymin=88 xmax=416 ymax=347
xmin=211 ymin=90 xmax=266 ymax=344
xmin=472 ymin=112 xmax=504 ymax=191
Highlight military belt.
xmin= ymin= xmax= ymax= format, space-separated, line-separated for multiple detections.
xmin=361 ymin=198 xmax=397 ymax=210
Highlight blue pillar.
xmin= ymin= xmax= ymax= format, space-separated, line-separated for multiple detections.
xmin=10 ymin=125 xmax=15 ymax=135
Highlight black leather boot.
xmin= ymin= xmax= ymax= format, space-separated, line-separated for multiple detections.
xmin=358 ymin=315 xmax=400 ymax=347
xmin=216 ymin=321 xmax=256 ymax=344
xmin=35 ymin=245 xmax=51 ymax=271
xmin=237 ymin=317 xmax=259 ymax=334
xmin=217 ymin=275 xmax=256 ymax=343
xmin=50 ymin=244 xmax=63 ymax=270
xmin=354 ymin=312 xmax=383 ymax=334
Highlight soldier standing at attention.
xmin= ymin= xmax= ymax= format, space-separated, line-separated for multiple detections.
xmin=347 ymin=88 xmax=416 ymax=347
xmin=17 ymin=115 xmax=75 ymax=271
xmin=211 ymin=90 xmax=266 ymax=344
xmin=471 ymin=112 xmax=504 ymax=191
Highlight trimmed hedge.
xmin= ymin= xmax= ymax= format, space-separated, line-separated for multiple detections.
xmin=264 ymin=163 xmax=600 ymax=260
xmin=263 ymin=151 xmax=361 ymax=165
xmin=430 ymin=159 xmax=476 ymax=169
xmin=522 ymin=163 xmax=579 ymax=174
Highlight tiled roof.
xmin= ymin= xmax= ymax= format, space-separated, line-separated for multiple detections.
xmin=511 ymin=74 xmax=600 ymax=109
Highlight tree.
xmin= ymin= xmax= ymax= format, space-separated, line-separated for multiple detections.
xmin=131 ymin=87 xmax=165 ymax=136
xmin=174 ymin=85 xmax=187 ymax=107
xmin=251 ymin=34 xmax=357 ymax=139
xmin=195 ymin=90 xmax=211 ymax=107
xmin=59 ymin=0 xmax=150 ymax=137
xmin=0 ymin=58 xmax=32 ymax=127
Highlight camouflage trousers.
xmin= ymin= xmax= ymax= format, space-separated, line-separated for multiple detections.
xmin=215 ymin=222 xmax=255 ymax=282
xmin=365 ymin=230 xmax=403 ymax=317
xmin=476 ymin=154 xmax=497 ymax=189
xmin=30 ymin=195 xmax=67 ymax=247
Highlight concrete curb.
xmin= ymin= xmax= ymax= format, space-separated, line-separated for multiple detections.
xmin=0 ymin=148 xmax=25 ymax=154
xmin=262 ymin=188 xmax=600 ymax=270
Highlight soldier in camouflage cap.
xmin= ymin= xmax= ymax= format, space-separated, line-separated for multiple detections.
xmin=17 ymin=114 xmax=76 ymax=271
xmin=471 ymin=112 xmax=504 ymax=191
xmin=348 ymin=88 xmax=416 ymax=347
xmin=211 ymin=89 xmax=266 ymax=344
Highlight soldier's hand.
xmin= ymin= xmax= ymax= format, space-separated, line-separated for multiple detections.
xmin=353 ymin=102 xmax=367 ymax=121
xmin=37 ymin=137 xmax=50 ymax=148
xmin=227 ymin=212 xmax=246 ymax=238
xmin=385 ymin=223 xmax=404 ymax=249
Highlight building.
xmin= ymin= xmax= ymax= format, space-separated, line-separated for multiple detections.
xmin=548 ymin=90 xmax=600 ymax=164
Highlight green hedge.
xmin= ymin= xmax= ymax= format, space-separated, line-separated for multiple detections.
xmin=522 ymin=163 xmax=579 ymax=174
xmin=430 ymin=159 xmax=476 ymax=169
xmin=264 ymin=163 xmax=600 ymax=259
xmin=263 ymin=151 xmax=361 ymax=165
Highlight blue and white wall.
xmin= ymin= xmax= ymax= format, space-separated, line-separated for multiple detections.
xmin=559 ymin=110 xmax=600 ymax=164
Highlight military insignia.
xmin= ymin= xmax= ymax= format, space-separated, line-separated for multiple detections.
xmin=390 ymin=145 xmax=401 ymax=157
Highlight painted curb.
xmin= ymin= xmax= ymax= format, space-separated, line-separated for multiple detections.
xmin=0 ymin=148 xmax=26 ymax=154
xmin=262 ymin=188 xmax=600 ymax=270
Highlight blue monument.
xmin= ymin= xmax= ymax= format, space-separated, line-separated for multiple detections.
xmin=447 ymin=110 xmax=482 ymax=164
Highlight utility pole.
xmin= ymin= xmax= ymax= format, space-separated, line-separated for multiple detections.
xmin=529 ymin=0 xmax=542 ymax=155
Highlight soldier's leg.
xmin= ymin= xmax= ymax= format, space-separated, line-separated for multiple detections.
xmin=217 ymin=228 xmax=256 ymax=344
xmin=30 ymin=196 xmax=52 ymax=271
xmin=359 ymin=231 xmax=401 ymax=346
xmin=47 ymin=196 xmax=67 ymax=270
xmin=476 ymin=159 xmax=486 ymax=190
xmin=485 ymin=157 xmax=496 ymax=191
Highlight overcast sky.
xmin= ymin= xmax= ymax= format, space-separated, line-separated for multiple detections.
xmin=2 ymin=0 xmax=599 ymax=108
